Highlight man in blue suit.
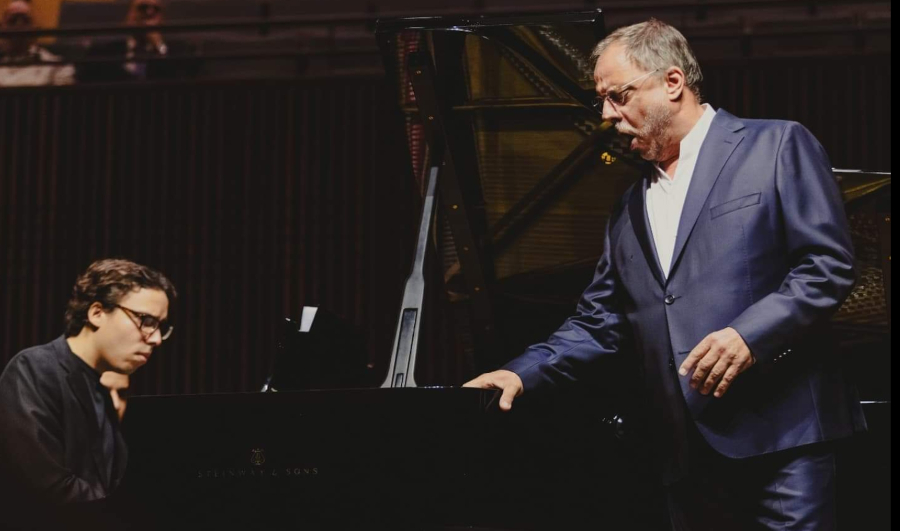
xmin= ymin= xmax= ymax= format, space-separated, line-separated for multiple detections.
xmin=465 ymin=19 xmax=865 ymax=530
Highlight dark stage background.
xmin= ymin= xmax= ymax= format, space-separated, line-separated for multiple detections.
xmin=1 ymin=54 xmax=890 ymax=394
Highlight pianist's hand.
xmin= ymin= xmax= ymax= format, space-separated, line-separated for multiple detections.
xmin=462 ymin=370 xmax=523 ymax=411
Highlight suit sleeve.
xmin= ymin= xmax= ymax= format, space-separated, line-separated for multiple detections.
xmin=729 ymin=122 xmax=856 ymax=364
xmin=503 ymin=206 xmax=630 ymax=392
xmin=0 ymin=355 xmax=104 ymax=503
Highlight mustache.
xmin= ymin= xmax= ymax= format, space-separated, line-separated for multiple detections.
xmin=616 ymin=125 xmax=640 ymax=136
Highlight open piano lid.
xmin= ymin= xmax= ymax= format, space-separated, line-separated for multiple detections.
xmin=376 ymin=9 xmax=644 ymax=288
xmin=374 ymin=11 xmax=654 ymax=378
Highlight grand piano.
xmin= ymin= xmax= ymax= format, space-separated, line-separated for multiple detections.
xmin=106 ymin=9 xmax=890 ymax=531
xmin=101 ymin=11 xmax=665 ymax=530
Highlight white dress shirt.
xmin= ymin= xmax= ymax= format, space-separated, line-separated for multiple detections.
xmin=646 ymin=104 xmax=717 ymax=279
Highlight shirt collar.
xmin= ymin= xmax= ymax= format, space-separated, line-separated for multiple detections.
xmin=69 ymin=347 xmax=103 ymax=383
xmin=652 ymin=103 xmax=716 ymax=182
xmin=679 ymin=103 xmax=717 ymax=162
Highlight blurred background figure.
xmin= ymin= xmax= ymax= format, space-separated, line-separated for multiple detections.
xmin=78 ymin=0 xmax=197 ymax=83
xmin=0 ymin=0 xmax=73 ymax=87
xmin=101 ymin=371 xmax=130 ymax=422
xmin=126 ymin=0 xmax=165 ymax=48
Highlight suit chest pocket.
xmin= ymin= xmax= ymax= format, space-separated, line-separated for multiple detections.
xmin=709 ymin=192 xmax=761 ymax=219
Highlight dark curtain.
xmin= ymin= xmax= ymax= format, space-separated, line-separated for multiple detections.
xmin=703 ymin=55 xmax=891 ymax=171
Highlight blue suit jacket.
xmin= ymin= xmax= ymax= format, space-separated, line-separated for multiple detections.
xmin=505 ymin=110 xmax=866 ymax=478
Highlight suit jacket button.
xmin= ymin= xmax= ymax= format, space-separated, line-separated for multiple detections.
xmin=664 ymin=295 xmax=675 ymax=305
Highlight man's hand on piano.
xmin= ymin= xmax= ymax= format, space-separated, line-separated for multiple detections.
xmin=462 ymin=370 xmax=524 ymax=411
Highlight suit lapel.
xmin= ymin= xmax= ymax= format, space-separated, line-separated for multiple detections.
xmin=57 ymin=340 xmax=108 ymax=491
xmin=65 ymin=372 xmax=109 ymax=488
xmin=65 ymin=371 xmax=98 ymax=433
xmin=628 ymin=166 xmax=666 ymax=289
xmin=667 ymin=111 xmax=745 ymax=281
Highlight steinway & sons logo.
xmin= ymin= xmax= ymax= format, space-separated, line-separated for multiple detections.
xmin=250 ymin=448 xmax=265 ymax=466
xmin=196 ymin=446 xmax=319 ymax=480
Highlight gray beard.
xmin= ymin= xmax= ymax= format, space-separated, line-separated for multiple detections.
xmin=618 ymin=103 xmax=674 ymax=162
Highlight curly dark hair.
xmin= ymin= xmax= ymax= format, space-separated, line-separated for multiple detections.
xmin=64 ymin=258 xmax=177 ymax=337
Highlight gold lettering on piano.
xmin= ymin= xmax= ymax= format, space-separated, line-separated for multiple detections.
xmin=196 ymin=466 xmax=320 ymax=479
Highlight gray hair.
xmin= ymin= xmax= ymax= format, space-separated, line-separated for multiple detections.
xmin=591 ymin=18 xmax=703 ymax=100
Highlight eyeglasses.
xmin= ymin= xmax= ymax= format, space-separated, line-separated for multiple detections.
xmin=137 ymin=3 xmax=161 ymax=17
xmin=592 ymin=68 xmax=661 ymax=111
xmin=5 ymin=13 xmax=33 ymax=27
xmin=116 ymin=304 xmax=173 ymax=341
xmin=135 ymin=0 xmax=162 ymax=17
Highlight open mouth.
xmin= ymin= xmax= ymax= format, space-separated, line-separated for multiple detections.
xmin=630 ymin=137 xmax=641 ymax=151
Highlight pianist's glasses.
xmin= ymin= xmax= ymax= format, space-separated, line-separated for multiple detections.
xmin=117 ymin=304 xmax=173 ymax=341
